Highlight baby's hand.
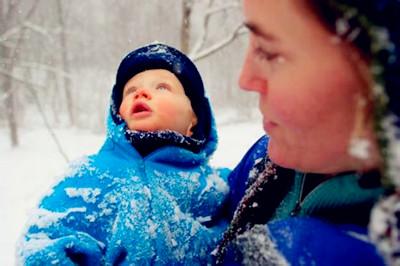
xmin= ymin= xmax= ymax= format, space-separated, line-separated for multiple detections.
xmin=22 ymin=232 xmax=104 ymax=265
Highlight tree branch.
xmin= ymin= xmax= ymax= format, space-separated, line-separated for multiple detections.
xmin=205 ymin=2 xmax=240 ymax=16
xmin=0 ymin=90 xmax=11 ymax=103
xmin=23 ymin=21 xmax=56 ymax=41
xmin=0 ymin=24 xmax=22 ymax=43
xmin=189 ymin=0 xmax=214 ymax=57
xmin=190 ymin=23 xmax=246 ymax=62
xmin=0 ymin=69 xmax=70 ymax=163
xmin=0 ymin=20 xmax=57 ymax=45
xmin=1 ymin=59 xmax=73 ymax=78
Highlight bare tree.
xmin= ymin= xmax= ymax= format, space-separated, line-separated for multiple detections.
xmin=0 ymin=0 xmax=41 ymax=146
xmin=56 ymin=0 xmax=75 ymax=126
xmin=180 ymin=0 xmax=192 ymax=53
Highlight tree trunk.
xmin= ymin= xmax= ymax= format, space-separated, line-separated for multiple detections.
xmin=3 ymin=48 xmax=19 ymax=146
xmin=180 ymin=0 xmax=192 ymax=53
xmin=1 ymin=0 xmax=40 ymax=146
xmin=56 ymin=0 xmax=74 ymax=126
xmin=1 ymin=0 xmax=20 ymax=146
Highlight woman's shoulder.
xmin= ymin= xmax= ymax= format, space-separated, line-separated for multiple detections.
xmin=224 ymin=135 xmax=269 ymax=216
xmin=267 ymin=217 xmax=384 ymax=265
xmin=228 ymin=217 xmax=385 ymax=266
xmin=229 ymin=135 xmax=269 ymax=182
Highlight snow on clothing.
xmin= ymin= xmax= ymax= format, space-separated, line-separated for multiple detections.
xmin=216 ymin=136 xmax=386 ymax=265
xmin=18 ymin=43 xmax=230 ymax=265
xmin=18 ymin=108 xmax=229 ymax=265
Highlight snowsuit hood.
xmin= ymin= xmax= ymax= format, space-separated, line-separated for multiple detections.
xmin=110 ymin=43 xmax=212 ymax=144
xmin=106 ymin=45 xmax=218 ymax=160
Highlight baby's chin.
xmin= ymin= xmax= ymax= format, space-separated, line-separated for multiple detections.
xmin=126 ymin=124 xmax=167 ymax=133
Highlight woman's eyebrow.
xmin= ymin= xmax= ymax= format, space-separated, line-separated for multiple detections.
xmin=244 ymin=22 xmax=278 ymax=42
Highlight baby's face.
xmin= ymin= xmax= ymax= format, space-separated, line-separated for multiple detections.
xmin=119 ymin=69 xmax=197 ymax=136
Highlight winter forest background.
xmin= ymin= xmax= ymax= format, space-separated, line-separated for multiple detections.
xmin=1 ymin=0 xmax=264 ymax=264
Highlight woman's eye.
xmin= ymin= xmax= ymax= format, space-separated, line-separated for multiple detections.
xmin=254 ymin=47 xmax=282 ymax=63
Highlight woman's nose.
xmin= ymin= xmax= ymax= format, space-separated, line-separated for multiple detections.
xmin=134 ymin=88 xmax=151 ymax=100
xmin=239 ymin=49 xmax=268 ymax=94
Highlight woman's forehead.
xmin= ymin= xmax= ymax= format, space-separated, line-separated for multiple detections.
xmin=243 ymin=0 xmax=331 ymax=46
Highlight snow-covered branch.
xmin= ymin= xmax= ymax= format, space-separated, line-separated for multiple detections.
xmin=205 ymin=3 xmax=240 ymax=16
xmin=0 ymin=68 xmax=47 ymax=89
xmin=0 ymin=90 xmax=11 ymax=103
xmin=189 ymin=0 xmax=241 ymax=58
xmin=23 ymin=21 xmax=56 ymax=42
xmin=0 ymin=25 xmax=22 ymax=43
xmin=0 ymin=59 xmax=72 ymax=79
xmin=0 ymin=21 xmax=56 ymax=44
xmin=190 ymin=23 xmax=247 ymax=62
xmin=189 ymin=0 xmax=214 ymax=57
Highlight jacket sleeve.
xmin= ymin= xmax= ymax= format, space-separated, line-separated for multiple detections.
xmin=151 ymin=187 xmax=228 ymax=265
xmin=17 ymin=158 xmax=114 ymax=265
xmin=226 ymin=135 xmax=268 ymax=217
xmin=226 ymin=217 xmax=385 ymax=266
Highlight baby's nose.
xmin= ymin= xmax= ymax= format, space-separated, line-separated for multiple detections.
xmin=134 ymin=88 xmax=151 ymax=99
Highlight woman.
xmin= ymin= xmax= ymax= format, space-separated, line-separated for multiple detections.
xmin=216 ymin=0 xmax=400 ymax=265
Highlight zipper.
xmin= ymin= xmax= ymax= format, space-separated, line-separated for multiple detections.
xmin=290 ymin=172 xmax=331 ymax=216
xmin=290 ymin=173 xmax=307 ymax=216
xmin=137 ymin=159 xmax=157 ymax=266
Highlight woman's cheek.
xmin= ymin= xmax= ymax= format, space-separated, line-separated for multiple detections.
xmin=269 ymin=95 xmax=303 ymax=127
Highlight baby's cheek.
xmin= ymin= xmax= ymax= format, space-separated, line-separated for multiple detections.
xmin=118 ymin=102 xmax=129 ymax=119
xmin=158 ymin=101 xmax=181 ymax=117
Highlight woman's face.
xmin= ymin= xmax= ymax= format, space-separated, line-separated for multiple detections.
xmin=240 ymin=0 xmax=379 ymax=173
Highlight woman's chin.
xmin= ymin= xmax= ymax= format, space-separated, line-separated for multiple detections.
xmin=268 ymin=141 xmax=292 ymax=168
xmin=268 ymin=141 xmax=307 ymax=171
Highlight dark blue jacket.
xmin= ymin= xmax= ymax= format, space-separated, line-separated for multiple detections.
xmin=18 ymin=100 xmax=230 ymax=265
xmin=219 ymin=136 xmax=385 ymax=265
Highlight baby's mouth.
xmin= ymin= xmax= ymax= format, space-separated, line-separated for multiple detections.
xmin=131 ymin=102 xmax=152 ymax=116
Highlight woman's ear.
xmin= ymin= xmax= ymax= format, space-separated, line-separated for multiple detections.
xmin=185 ymin=115 xmax=198 ymax=137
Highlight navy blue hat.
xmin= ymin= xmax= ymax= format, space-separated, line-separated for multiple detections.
xmin=111 ymin=43 xmax=211 ymax=141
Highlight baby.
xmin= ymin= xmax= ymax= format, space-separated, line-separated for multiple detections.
xmin=18 ymin=43 xmax=230 ymax=265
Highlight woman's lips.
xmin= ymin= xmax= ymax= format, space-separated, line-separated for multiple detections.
xmin=263 ymin=119 xmax=278 ymax=132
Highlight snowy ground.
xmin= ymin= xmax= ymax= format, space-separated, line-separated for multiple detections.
xmin=0 ymin=119 xmax=264 ymax=265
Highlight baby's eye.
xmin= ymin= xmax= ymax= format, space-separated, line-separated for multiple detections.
xmin=156 ymin=84 xmax=170 ymax=91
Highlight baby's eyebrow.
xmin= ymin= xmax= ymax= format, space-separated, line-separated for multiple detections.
xmin=123 ymin=86 xmax=137 ymax=96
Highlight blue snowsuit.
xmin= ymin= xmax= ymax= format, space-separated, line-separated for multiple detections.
xmin=217 ymin=136 xmax=386 ymax=265
xmin=18 ymin=81 xmax=229 ymax=265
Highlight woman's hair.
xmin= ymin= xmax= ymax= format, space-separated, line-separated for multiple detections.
xmin=305 ymin=0 xmax=373 ymax=59
xmin=302 ymin=3 xmax=400 ymax=262
xmin=304 ymin=0 xmax=400 ymax=187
